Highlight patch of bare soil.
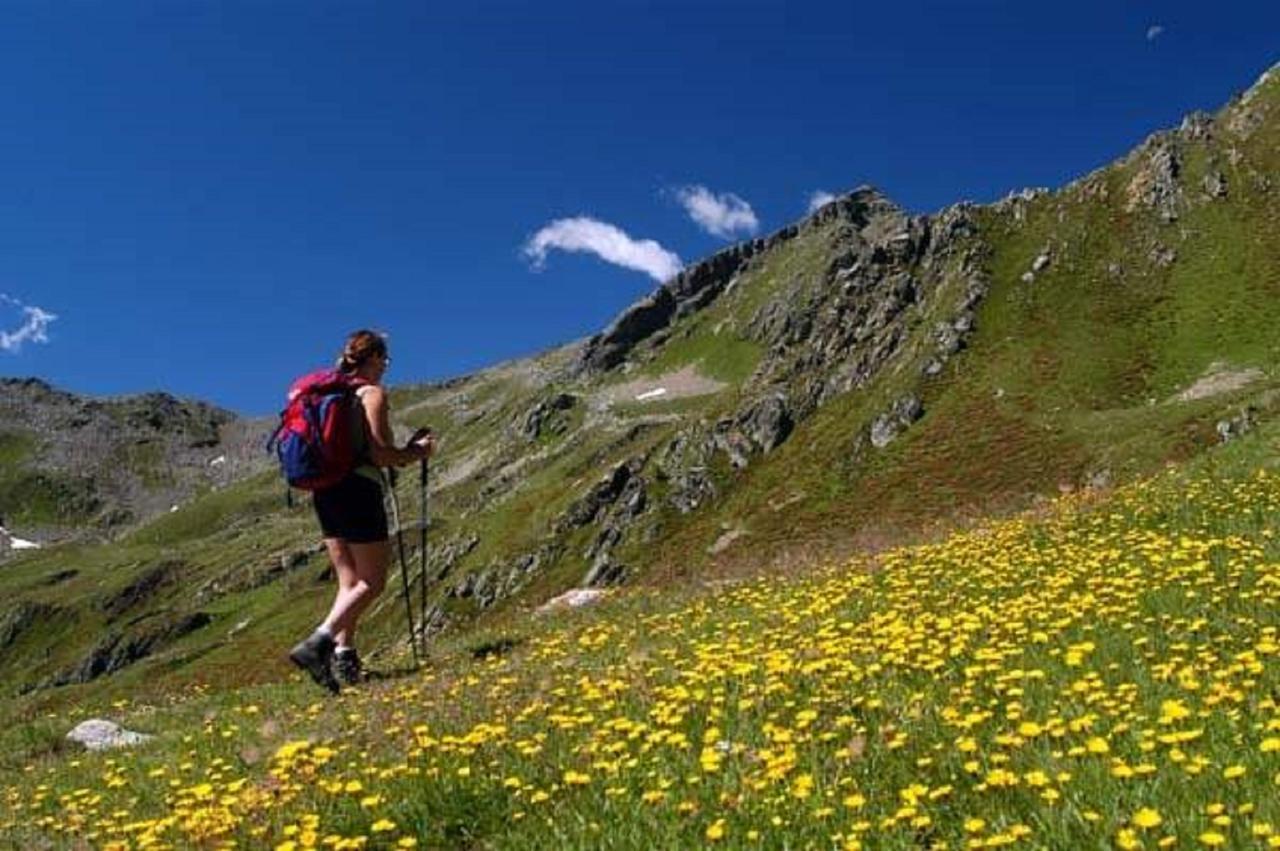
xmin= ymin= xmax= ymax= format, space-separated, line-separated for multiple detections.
xmin=1171 ymin=363 xmax=1264 ymax=403
xmin=600 ymin=365 xmax=726 ymax=406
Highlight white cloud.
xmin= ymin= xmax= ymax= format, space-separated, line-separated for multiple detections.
xmin=1146 ymin=24 xmax=1164 ymax=41
xmin=0 ymin=294 xmax=57 ymax=353
xmin=675 ymin=185 xmax=759 ymax=239
xmin=523 ymin=217 xmax=683 ymax=283
xmin=807 ymin=190 xmax=838 ymax=213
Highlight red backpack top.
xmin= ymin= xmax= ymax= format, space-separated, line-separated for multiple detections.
xmin=267 ymin=369 xmax=370 ymax=491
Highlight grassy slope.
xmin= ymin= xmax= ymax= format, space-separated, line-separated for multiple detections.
xmin=1 ymin=414 xmax=1275 ymax=850
xmin=1 ymin=70 xmax=1277 ymax=741
xmin=642 ymin=78 xmax=1280 ymax=580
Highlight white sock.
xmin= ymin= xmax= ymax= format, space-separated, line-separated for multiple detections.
xmin=315 ymin=625 xmax=333 ymax=639
xmin=335 ymin=644 xmax=354 ymax=655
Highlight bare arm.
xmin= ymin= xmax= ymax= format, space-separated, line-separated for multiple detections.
xmin=359 ymin=385 xmax=430 ymax=468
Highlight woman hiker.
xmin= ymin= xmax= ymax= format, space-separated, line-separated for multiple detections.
xmin=289 ymin=329 xmax=435 ymax=692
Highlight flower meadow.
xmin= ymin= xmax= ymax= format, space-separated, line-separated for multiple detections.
xmin=3 ymin=466 xmax=1278 ymax=849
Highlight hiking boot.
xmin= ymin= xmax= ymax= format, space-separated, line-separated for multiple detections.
xmin=288 ymin=631 xmax=339 ymax=694
xmin=334 ymin=647 xmax=363 ymax=686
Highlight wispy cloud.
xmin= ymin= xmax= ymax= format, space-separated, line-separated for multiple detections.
xmin=1146 ymin=24 xmax=1164 ymax=41
xmin=0 ymin=294 xmax=57 ymax=353
xmin=675 ymin=185 xmax=759 ymax=239
xmin=523 ymin=217 xmax=683 ymax=283
xmin=807 ymin=190 xmax=838 ymax=213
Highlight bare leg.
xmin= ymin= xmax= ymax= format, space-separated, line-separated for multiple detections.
xmin=321 ymin=539 xmax=389 ymax=645
xmin=322 ymin=538 xmax=358 ymax=647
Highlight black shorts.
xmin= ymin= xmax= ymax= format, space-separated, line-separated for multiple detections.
xmin=313 ymin=472 xmax=388 ymax=543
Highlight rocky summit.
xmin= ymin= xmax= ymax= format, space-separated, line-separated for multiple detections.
xmin=0 ymin=63 xmax=1277 ymax=705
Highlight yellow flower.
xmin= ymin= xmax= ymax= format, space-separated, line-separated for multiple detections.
xmin=705 ymin=819 xmax=726 ymax=841
xmin=1223 ymin=764 xmax=1246 ymax=779
xmin=1133 ymin=808 xmax=1162 ymax=829
xmin=1199 ymin=833 xmax=1226 ymax=847
xmin=371 ymin=819 xmax=397 ymax=833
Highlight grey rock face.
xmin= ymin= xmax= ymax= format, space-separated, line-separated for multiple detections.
xmin=67 ymin=719 xmax=153 ymax=751
xmin=1125 ymin=136 xmax=1182 ymax=223
xmin=870 ymin=396 xmax=925 ymax=449
xmin=518 ymin=393 xmax=577 ymax=440
xmin=574 ymin=240 xmax=765 ymax=374
xmin=739 ymin=394 xmax=793 ymax=453
xmin=554 ymin=463 xmax=637 ymax=533
xmin=658 ymin=431 xmax=717 ymax=514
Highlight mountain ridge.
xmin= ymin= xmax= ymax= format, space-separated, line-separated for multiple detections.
xmin=1 ymin=60 xmax=1276 ymax=709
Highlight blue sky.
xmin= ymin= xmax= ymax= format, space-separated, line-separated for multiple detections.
xmin=1 ymin=2 xmax=1276 ymax=415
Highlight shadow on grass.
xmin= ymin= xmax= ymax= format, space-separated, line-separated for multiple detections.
xmin=363 ymin=663 xmax=429 ymax=683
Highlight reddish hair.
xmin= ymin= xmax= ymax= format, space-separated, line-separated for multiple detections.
xmin=337 ymin=330 xmax=388 ymax=374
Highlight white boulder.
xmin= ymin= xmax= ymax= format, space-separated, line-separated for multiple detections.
xmin=67 ymin=719 xmax=153 ymax=751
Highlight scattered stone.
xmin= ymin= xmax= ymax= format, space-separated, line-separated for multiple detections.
xmin=536 ymin=588 xmax=607 ymax=614
xmin=1203 ymin=170 xmax=1228 ymax=199
xmin=1149 ymin=244 xmax=1177 ymax=268
xmin=582 ymin=557 xmax=627 ymax=588
xmin=518 ymin=393 xmax=577 ymax=440
xmin=1216 ymin=407 xmax=1257 ymax=443
xmin=870 ymin=396 xmax=925 ymax=449
xmin=1086 ymin=469 xmax=1113 ymax=490
xmin=707 ymin=527 xmax=746 ymax=555
xmin=67 ymin=719 xmax=153 ymax=751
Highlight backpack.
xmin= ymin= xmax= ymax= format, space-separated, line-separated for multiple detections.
xmin=267 ymin=369 xmax=370 ymax=492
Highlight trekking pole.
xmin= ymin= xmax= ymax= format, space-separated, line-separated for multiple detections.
xmin=385 ymin=470 xmax=420 ymax=667
xmin=419 ymin=456 xmax=429 ymax=657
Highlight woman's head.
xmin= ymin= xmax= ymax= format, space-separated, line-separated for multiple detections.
xmin=337 ymin=330 xmax=389 ymax=379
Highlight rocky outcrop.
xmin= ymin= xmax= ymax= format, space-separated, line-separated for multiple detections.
xmin=0 ymin=601 xmax=63 ymax=652
xmin=554 ymin=462 xmax=642 ymax=533
xmin=870 ymin=396 xmax=925 ymax=449
xmin=574 ymin=216 xmax=815 ymax=374
xmin=101 ymin=560 xmax=184 ymax=621
xmin=1125 ymin=135 xmax=1183 ymax=223
xmin=518 ymin=393 xmax=577 ymax=440
xmin=46 ymin=612 xmax=213 ymax=688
